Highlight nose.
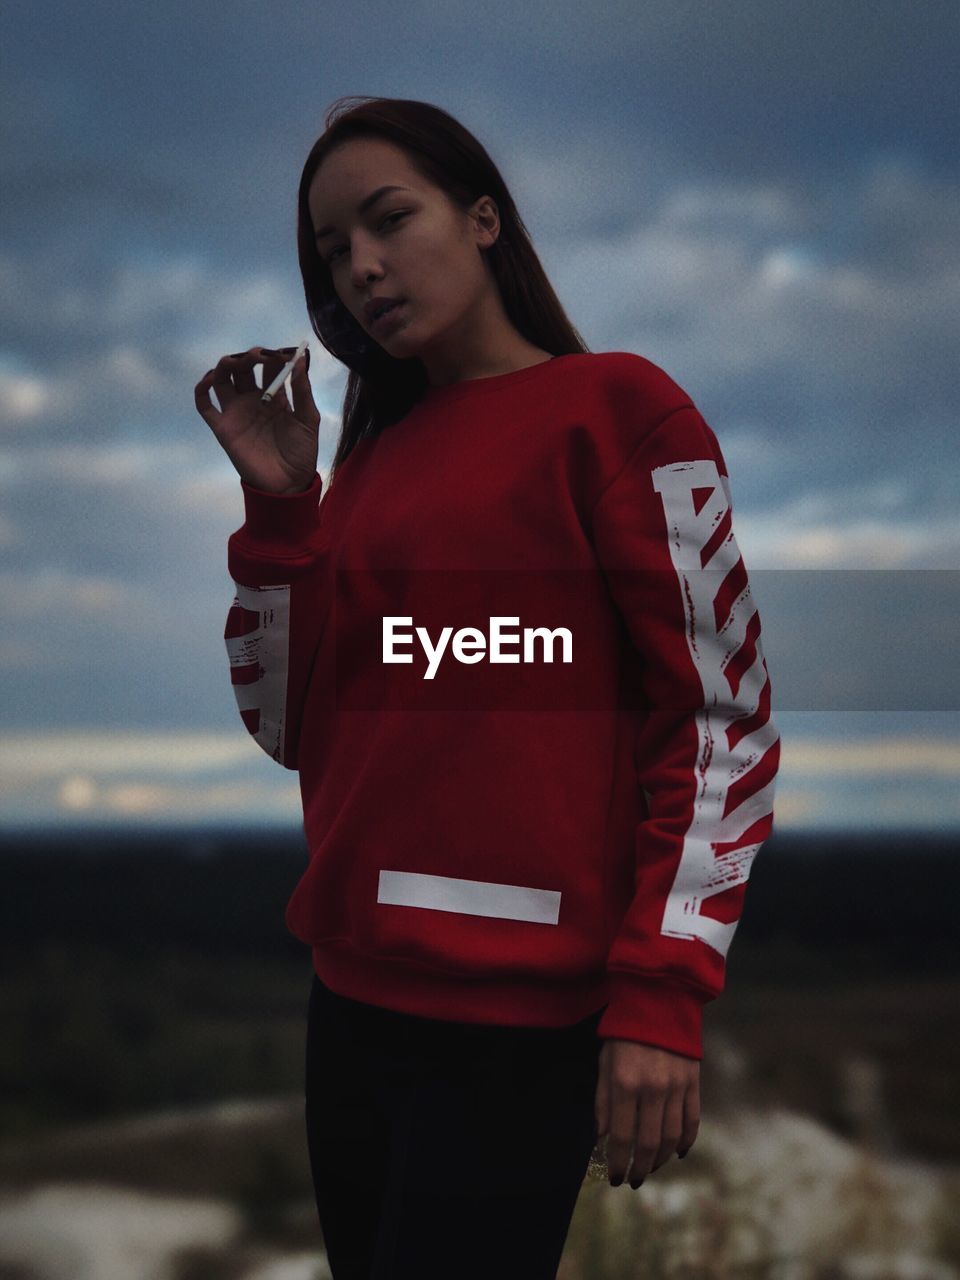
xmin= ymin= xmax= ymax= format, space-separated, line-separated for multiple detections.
xmin=349 ymin=243 xmax=384 ymax=297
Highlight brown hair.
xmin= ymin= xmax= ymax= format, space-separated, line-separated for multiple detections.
xmin=295 ymin=96 xmax=591 ymax=481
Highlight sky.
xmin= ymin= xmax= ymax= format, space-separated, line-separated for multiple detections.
xmin=1 ymin=0 xmax=958 ymax=834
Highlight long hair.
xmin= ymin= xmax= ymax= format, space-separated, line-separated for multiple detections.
xmin=295 ymin=96 xmax=591 ymax=481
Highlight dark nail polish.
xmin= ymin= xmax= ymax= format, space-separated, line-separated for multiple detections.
xmin=610 ymin=1176 xmax=623 ymax=1187
xmin=629 ymin=1178 xmax=644 ymax=1189
xmin=678 ymin=1150 xmax=688 ymax=1159
xmin=228 ymin=352 xmax=245 ymax=359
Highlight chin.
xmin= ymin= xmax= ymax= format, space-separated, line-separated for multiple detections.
xmin=379 ymin=330 xmax=419 ymax=359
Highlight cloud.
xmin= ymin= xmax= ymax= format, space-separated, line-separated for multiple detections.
xmin=0 ymin=731 xmax=256 ymax=776
xmin=0 ymin=8 xmax=956 ymax=821
xmin=55 ymin=774 xmax=300 ymax=820
xmin=0 ymin=510 xmax=19 ymax=551
xmin=0 ymin=248 xmax=346 ymax=448
xmin=784 ymin=736 xmax=960 ymax=777
xmin=737 ymin=503 xmax=960 ymax=569
xmin=551 ymin=162 xmax=958 ymax=413
xmin=0 ymin=730 xmax=302 ymax=826
xmin=1 ymin=728 xmax=957 ymax=831
xmin=0 ymin=369 xmax=60 ymax=427
xmin=0 ymin=568 xmax=134 ymax=620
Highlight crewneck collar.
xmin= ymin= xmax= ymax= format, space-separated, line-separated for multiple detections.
xmin=418 ymin=354 xmax=576 ymax=406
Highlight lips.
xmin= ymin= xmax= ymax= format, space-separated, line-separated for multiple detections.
xmin=370 ymin=300 xmax=406 ymax=331
xmin=364 ymin=296 xmax=404 ymax=323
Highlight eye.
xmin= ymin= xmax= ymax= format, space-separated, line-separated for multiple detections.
xmin=326 ymin=210 xmax=409 ymax=265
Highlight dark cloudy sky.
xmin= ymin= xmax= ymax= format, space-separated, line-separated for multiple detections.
xmin=1 ymin=0 xmax=957 ymax=832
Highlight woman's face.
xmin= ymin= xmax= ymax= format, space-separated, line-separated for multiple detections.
xmin=307 ymin=136 xmax=499 ymax=371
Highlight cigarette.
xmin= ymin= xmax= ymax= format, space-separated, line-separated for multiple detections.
xmin=261 ymin=338 xmax=310 ymax=402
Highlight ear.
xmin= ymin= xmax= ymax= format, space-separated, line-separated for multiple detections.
xmin=470 ymin=195 xmax=500 ymax=248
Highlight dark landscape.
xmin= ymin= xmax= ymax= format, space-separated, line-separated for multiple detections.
xmin=1 ymin=827 xmax=958 ymax=1278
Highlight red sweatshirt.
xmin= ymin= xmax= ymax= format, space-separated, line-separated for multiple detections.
xmin=223 ymin=351 xmax=780 ymax=1060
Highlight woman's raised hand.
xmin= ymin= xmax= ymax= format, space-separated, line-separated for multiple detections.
xmin=194 ymin=346 xmax=321 ymax=495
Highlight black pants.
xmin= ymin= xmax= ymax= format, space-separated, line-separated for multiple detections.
xmin=304 ymin=971 xmax=605 ymax=1280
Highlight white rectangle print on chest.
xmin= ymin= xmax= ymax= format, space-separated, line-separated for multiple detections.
xmin=377 ymin=870 xmax=563 ymax=925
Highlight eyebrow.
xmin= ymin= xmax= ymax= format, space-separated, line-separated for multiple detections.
xmin=313 ymin=185 xmax=413 ymax=242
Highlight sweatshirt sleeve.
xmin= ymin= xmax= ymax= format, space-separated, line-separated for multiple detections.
xmin=590 ymin=402 xmax=780 ymax=1060
xmin=223 ymin=470 xmax=332 ymax=771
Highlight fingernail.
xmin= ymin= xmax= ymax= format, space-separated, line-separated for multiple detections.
xmin=609 ymin=1176 xmax=623 ymax=1187
xmin=629 ymin=1177 xmax=644 ymax=1189
xmin=678 ymin=1150 xmax=688 ymax=1159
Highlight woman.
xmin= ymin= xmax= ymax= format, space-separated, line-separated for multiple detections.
xmin=194 ymin=96 xmax=780 ymax=1279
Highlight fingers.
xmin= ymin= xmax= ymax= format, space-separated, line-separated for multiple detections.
xmin=195 ymin=352 xmax=246 ymax=415
xmin=598 ymin=1041 xmax=701 ymax=1189
xmin=628 ymin=1084 xmax=666 ymax=1188
xmin=647 ymin=1084 xmax=685 ymax=1177
xmin=261 ymin=346 xmax=304 ymax=385
xmin=193 ymin=346 xmax=303 ymax=421
xmin=679 ymin=1076 xmax=701 ymax=1159
xmin=606 ymin=1072 xmax=646 ymax=1187
xmin=289 ymin=349 xmax=321 ymax=429
xmin=194 ymin=370 xmax=222 ymax=428
xmin=229 ymin=351 xmax=258 ymax=396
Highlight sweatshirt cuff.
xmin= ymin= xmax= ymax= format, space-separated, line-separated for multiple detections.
xmin=238 ymin=471 xmax=324 ymax=551
xmin=596 ymin=972 xmax=706 ymax=1060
